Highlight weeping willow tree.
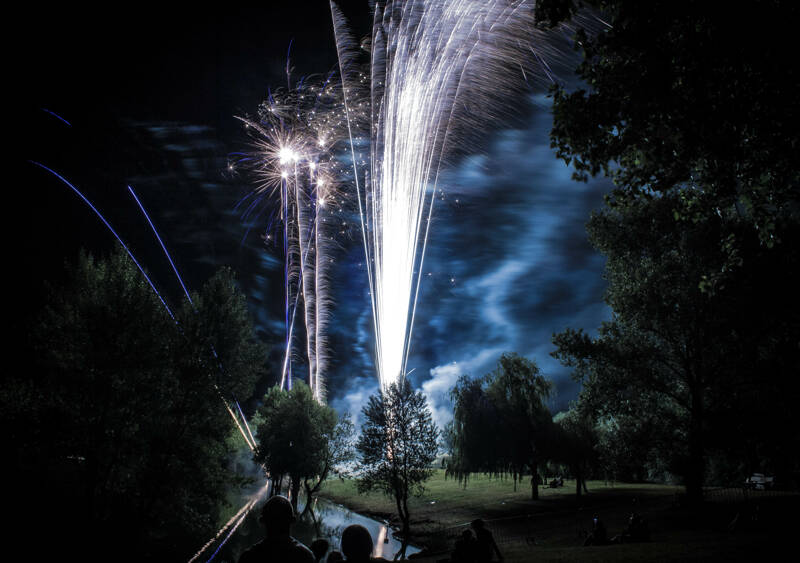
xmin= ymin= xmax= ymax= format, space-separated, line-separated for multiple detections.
xmin=447 ymin=353 xmax=553 ymax=499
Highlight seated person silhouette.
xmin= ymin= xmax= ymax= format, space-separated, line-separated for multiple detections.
xmin=583 ymin=515 xmax=608 ymax=546
xmin=340 ymin=524 xmax=389 ymax=562
xmin=615 ymin=512 xmax=650 ymax=543
xmin=238 ymin=495 xmax=315 ymax=563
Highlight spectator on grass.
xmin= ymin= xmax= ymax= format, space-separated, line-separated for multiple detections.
xmin=623 ymin=512 xmax=650 ymax=542
xmin=238 ymin=495 xmax=315 ymax=563
xmin=471 ymin=519 xmax=503 ymax=562
xmin=451 ymin=529 xmax=476 ymax=562
xmin=611 ymin=511 xmax=649 ymax=544
xmin=583 ymin=515 xmax=608 ymax=546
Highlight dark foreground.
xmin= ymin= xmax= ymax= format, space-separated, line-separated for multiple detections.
xmin=320 ymin=474 xmax=797 ymax=562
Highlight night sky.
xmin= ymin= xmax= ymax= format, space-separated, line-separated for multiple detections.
xmin=19 ymin=1 xmax=613 ymax=428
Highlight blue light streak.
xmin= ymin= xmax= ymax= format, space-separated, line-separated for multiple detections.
xmin=40 ymin=108 xmax=72 ymax=127
xmin=30 ymin=161 xmax=175 ymax=320
xmin=128 ymin=185 xmax=194 ymax=305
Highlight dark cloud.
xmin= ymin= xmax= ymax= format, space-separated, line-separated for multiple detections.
xmin=398 ymin=95 xmax=612 ymax=424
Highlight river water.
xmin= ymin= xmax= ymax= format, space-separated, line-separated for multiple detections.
xmin=211 ymin=489 xmax=420 ymax=562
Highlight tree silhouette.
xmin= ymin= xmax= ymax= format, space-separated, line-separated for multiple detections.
xmin=356 ymin=378 xmax=439 ymax=548
xmin=10 ymin=247 xmax=266 ymax=560
xmin=254 ymin=382 xmax=351 ymax=513
xmin=449 ymin=353 xmax=553 ymax=499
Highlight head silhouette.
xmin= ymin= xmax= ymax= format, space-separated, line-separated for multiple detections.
xmin=310 ymin=538 xmax=329 ymax=562
xmin=259 ymin=495 xmax=295 ymax=537
xmin=470 ymin=519 xmax=485 ymax=531
xmin=341 ymin=524 xmax=373 ymax=561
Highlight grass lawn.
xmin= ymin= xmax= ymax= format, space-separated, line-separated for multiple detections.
xmin=318 ymin=471 xmax=796 ymax=561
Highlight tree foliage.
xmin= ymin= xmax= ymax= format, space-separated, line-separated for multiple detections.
xmin=448 ymin=353 xmax=553 ymax=499
xmin=253 ymin=381 xmax=353 ymax=512
xmin=538 ymin=0 xmax=800 ymax=499
xmin=553 ymin=190 xmax=800 ymax=499
xmin=539 ymin=0 xmax=799 ymax=282
xmin=356 ymin=378 xmax=439 ymax=541
xmin=7 ymin=248 xmax=266 ymax=560
xmin=552 ymin=404 xmax=597 ymax=497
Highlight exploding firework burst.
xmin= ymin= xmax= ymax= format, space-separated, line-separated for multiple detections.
xmin=235 ymin=68 xmax=370 ymax=402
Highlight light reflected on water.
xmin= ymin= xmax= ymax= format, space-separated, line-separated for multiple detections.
xmin=206 ymin=489 xmax=420 ymax=562
xmin=374 ymin=525 xmax=388 ymax=558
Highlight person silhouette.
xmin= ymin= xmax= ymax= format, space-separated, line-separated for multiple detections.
xmin=311 ymin=538 xmax=330 ymax=562
xmin=471 ymin=519 xmax=503 ymax=562
xmin=451 ymin=528 xmax=476 ymax=562
xmin=340 ymin=524 xmax=389 ymax=562
xmin=583 ymin=515 xmax=608 ymax=546
xmin=238 ymin=495 xmax=315 ymax=563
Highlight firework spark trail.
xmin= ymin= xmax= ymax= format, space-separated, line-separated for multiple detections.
xmin=236 ymin=73 xmax=359 ymax=402
xmin=41 ymin=108 xmax=72 ymax=127
xmin=330 ymin=0 xmax=380 ymax=359
xmin=187 ymin=483 xmax=268 ymax=563
xmin=238 ymin=119 xmax=308 ymax=393
xmin=294 ymin=163 xmax=317 ymax=392
xmin=283 ymin=174 xmax=293 ymax=389
xmin=128 ymin=185 xmax=194 ymax=305
xmin=223 ymin=397 xmax=256 ymax=451
xmin=29 ymin=161 xmax=175 ymax=320
xmin=314 ymin=190 xmax=329 ymax=401
xmin=236 ymin=399 xmax=258 ymax=447
xmin=279 ymin=227 xmax=316 ymax=391
xmin=330 ymin=0 xmax=596 ymax=391
xmin=366 ymin=0 xmax=531 ymax=389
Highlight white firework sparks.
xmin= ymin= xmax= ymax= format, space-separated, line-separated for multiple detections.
xmin=236 ymin=71 xmax=365 ymax=402
xmin=334 ymin=0 xmax=591 ymax=391
xmin=238 ymin=0 xmax=598 ymax=398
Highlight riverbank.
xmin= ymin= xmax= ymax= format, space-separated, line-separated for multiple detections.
xmin=318 ymin=470 xmax=797 ymax=561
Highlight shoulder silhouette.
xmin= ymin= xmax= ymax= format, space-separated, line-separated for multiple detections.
xmin=238 ymin=495 xmax=314 ymax=563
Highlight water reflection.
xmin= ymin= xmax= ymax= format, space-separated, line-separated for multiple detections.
xmin=294 ymin=497 xmax=420 ymax=560
xmin=213 ymin=493 xmax=420 ymax=562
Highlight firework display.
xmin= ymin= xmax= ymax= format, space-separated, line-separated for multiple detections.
xmin=30 ymin=3 xmax=603 ymax=561
xmin=236 ymin=66 xmax=369 ymax=401
xmin=241 ymin=0 xmax=594 ymax=394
